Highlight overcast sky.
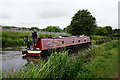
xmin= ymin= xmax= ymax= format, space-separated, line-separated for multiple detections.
xmin=0 ymin=0 xmax=119 ymax=29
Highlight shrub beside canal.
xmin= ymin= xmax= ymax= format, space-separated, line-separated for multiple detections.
xmin=2 ymin=40 xmax=118 ymax=79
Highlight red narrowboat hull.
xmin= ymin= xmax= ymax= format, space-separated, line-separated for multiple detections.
xmin=23 ymin=36 xmax=91 ymax=56
xmin=26 ymin=53 xmax=41 ymax=56
xmin=36 ymin=36 xmax=91 ymax=50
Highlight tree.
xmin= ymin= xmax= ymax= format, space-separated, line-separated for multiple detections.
xmin=65 ymin=25 xmax=71 ymax=33
xmin=113 ymin=29 xmax=120 ymax=34
xmin=63 ymin=28 xmax=66 ymax=32
xmin=3 ymin=26 xmax=11 ymax=29
xmin=111 ymin=29 xmax=120 ymax=37
xmin=22 ymin=27 xmax=28 ymax=30
xmin=29 ymin=27 xmax=40 ymax=31
xmin=42 ymin=26 xmax=63 ymax=32
xmin=104 ymin=26 xmax=112 ymax=34
xmin=66 ymin=9 xmax=97 ymax=35
xmin=95 ymin=27 xmax=108 ymax=36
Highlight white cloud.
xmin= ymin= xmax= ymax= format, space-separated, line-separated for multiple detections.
xmin=0 ymin=0 xmax=119 ymax=29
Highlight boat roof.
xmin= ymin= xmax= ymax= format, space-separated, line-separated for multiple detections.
xmin=38 ymin=36 xmax=88 ymax=39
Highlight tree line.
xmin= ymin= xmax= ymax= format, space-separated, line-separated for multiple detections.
xmin=2 ymin=26 xmax=63 ymax=32
xmin=65 ymin=9 xmax=119 ymax=36
xmin=2 ymin=9 xmax=120 ymax=36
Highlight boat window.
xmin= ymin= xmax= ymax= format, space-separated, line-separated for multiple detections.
xmin=62 ymin=41 xmax=64 ymax=44
xmin=84 ymin=38 xmax=87 ymax=41
xmin=72 ymin=39 xmax=74 ymax=43
xmin=78 ymin=38 xmax=80 ymax=42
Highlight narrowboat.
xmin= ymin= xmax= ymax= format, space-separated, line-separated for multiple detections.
xmin=22 ymin=35 xmax=91 ymax=56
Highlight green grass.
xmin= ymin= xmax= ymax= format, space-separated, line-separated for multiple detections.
xmin=90 ymin=35 xmax=119 ymax=45
xmin=2 ymin=31 xmax=32 ymax=47
xmin=0 ymin=70 xmax=1 ymax=79
xmin=76 ymin=40 xmax=118 ymax=78
xmin=2 ymin=31 xmax=70 ymax=47
xmin=87 ymin=48 xmax=117 ymax=78
xmin=2 ymin=40 xmax=118 ymax=79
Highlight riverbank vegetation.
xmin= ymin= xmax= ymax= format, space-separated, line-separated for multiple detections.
xmin=2 ymin=40 xmax=118 ymax=79
xmin=90 ymin=35 xmax=119 ymax=45
xmin=2 ymin=30 xmax=119 ymax=47
xmin=3 ymin=26 xmax=63 ymax=32
xmin=2 ymin=31 xmax=69 ymax=47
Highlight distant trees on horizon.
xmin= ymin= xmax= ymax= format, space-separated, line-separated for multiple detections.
xmin=2 ymin=26 xmax=64 ymax=32
xmin=2 ymin=9 xmax=120 ymax=36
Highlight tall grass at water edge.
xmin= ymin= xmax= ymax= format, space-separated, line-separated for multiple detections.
xmin=2 ymin=40 xmax=118 ymax=79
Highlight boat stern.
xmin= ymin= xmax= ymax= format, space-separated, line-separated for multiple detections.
xmin=22 ymin=50 xmax=42 ymax=56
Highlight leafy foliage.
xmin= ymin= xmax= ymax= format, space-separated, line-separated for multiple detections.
xmin=2 ymin=26 xmax=11 ymax=29
xmin=66 ymin=9 xmax=97 ymax=35
xmin=95 ymin=27 xmax=108 ymax=36
xmin=29 ymin=27 xmax=40 ymax=31
xmin=104 ymin=26 xmax=112 ymax=34
xmin=110 ymin=29 xmax=120 ymax=37
xmin=42 ymin=26 xmax=63 ymax=32
xmin=112 ymin=29 xmax=120 ymax=34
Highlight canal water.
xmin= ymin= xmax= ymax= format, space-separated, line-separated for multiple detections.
xmin=1 ymin=47 xmax=41 ymax=72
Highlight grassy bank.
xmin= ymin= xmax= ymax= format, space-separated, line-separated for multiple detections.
xmin=2 ymin=40 xmax=118 ymax=79
xmin=76 ymin=40 xmax=118 ymax=78
xmin=2 ymin=31 xmax=69 ymax=47
xmin=90 ymin=35 xmax=119 ymax=45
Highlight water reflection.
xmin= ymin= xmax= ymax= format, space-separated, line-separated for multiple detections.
xmin=2 ymin=51 xmax=27 ymax=71
xmin=22 ymin=56 xmax=42 ymax=65
xmin=2 ymin=47 xmax=26 ymax=51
